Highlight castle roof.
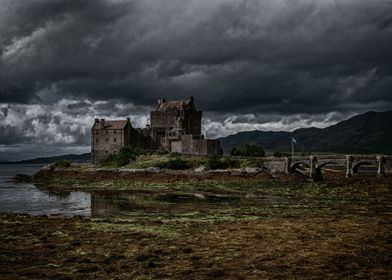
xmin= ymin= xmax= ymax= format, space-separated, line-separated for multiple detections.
xmin=92 ymin=120 xmax=129 ymax=130
xmin=156 ymin=99 xmax=193 ymax=112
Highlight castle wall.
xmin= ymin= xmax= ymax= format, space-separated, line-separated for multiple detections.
xmin=171 ymin=141 xmax=182 ymax=153
xmin=206 ymin=139 xmax=222 ymax=155
xmin=92 ymin=129 xmax=124 ymax=164
xmin=130 ymin=128 xmax=157 ymax=150
xmin=185 ymin=111 xmax=202 ymax=136
xmin=150 ymin=105 xmax=202 ymax=136
xmin=171 ymin=135 xmax=222 ymax=156
xmin=150 ymin=111 xmax=178 ymax=128
xmin=92 ymin=122 xmax=131 ymax=164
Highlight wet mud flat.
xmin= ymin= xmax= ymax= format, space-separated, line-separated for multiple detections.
xmin=1 ymin=175 xmax=392 ymax=279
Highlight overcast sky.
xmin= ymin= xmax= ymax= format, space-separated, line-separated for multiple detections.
xmin=1 ymin=0 xmax=392 ymax=160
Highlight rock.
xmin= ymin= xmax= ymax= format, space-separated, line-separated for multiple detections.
xmin=40 ymin=164 xmax=55 ymax=171
xmin=194 ymin=165 xmax=207 ymax=172
xmin=207 ymin=169 xmax=231 ymax=175
xmin=193 ymin=193 xmax=205 ymax=200
xmin=119 ymin=167 xmax=161 ymax=173
xmin=145 ymin=167 xmax=161 ymax=173
xmin=244 ymin=167 xmax=262 ymax=174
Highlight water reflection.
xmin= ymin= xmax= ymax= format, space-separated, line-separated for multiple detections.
xmin=88 ymin=190 xmax=288 ymax=218
xmin=0 ymin=184 xmax=91 ymax=217
xmin=0 ymin=164 xmax=91 ymax=217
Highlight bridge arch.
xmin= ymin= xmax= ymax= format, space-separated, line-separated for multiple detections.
xmin=316 ymin=161 xmax=341 ymax=172
xmin=352 ymin=161 xmax=377 ymax=174
xmin=290 ymin=162 xmax=310 ymax=174
xmin=317 ymin=161 xmax=339 ymax=169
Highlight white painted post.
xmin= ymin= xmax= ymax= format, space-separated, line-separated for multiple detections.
xmin=377 ymin=155 xmax=386 ymax=178
xmin=310 ymin=155 xmax=317 ymax=180
xmin=285 ymin=157 xmax=291 ymax=174
xmin=346 ymin=155 xmax=353 ymax=178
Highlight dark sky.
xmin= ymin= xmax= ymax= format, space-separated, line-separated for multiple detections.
xmin=1 ymin=0 xmax=392 ymax=160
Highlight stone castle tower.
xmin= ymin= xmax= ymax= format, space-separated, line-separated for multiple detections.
xmin=91 ymin=97 xmax=221 ymax=164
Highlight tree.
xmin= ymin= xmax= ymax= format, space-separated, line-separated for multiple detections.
xmin=230 ymin=144 xmax=265 ymax=157
xmin=102 ymin=146 xmax=136 ymax=167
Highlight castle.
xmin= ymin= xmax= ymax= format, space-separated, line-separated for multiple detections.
xmin=91 ymin=97 xmax=222 ymax=164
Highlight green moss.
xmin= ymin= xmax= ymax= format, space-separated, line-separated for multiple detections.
xmin=53 ymin=160 xmax=71 ymax=168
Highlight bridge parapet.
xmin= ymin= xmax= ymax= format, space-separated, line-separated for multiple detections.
xmin=316 ymin=154 xmax=346 ymax=160
xmin=282 ymin=154 xmax=389 ymax=181
xmin=346 ymin=154 xmax=387 ymax=178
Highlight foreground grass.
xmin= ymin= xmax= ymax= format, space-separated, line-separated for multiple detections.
xmin=1 ymin=175 xmax=392 ymax=279
xmin=1 ymin=214 xmax=391 ymax=279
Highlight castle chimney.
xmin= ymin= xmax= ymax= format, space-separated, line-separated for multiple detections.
xmin=101 ymin=118 xmax=105 ymax=128
xmin=95 ymin=118 xmax=99 ymax=123
xmin=189 ymin=96 xmax=194 ymax=103
xmin=158 ymin=98 xmax=166 ymax=105
xmin=126 ymin=117 xmax=130 ymax=122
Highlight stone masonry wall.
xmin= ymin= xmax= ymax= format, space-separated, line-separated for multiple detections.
xmin=92 ymin=129 xmax=124 ymax=164
xmin=171 ymin=135 xmax=221 ymax=156
xmin=92 ymin=122 xmax=132 ymax=164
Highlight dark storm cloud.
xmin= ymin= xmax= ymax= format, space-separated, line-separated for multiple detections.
xmin=1 ymin=0 xmax=392 ymax=160
xmin=0 ymin=0 xmax=391 ymax=113
xmin=0 ymin=99 xmax=151 ymax=146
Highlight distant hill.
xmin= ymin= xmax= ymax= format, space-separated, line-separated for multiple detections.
xmin=6 ymin=153 xmax=91 ymax=164
xmin=218 ymin=111 xmax=392 ymax=155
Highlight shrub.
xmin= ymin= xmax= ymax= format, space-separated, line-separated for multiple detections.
xmin=53 ymin=159 xmax=71 ymax=168
xmin=244 ymin=158 xmax=264 ymax=168
xmin=207 ymin=155 xmax=222 ymax=170
xmin=157 ymin=157 xmax=191 ymax=170
xmin=230 ymin=144 xmax=265 ymax=157
xmin=155 ymin=149 xmax=170 ymax=155
xmin=221 ymin=157 xmax=240 ymax=168
xmin=169 ymin=152 xmax=181 ymax=158
xmin=273 ymin=151 xmax=290 ymax=157
xmin=206 ymin=155 xmax=239 ymax=170
xmin=102 ymin=146 xmax=136 ymax=167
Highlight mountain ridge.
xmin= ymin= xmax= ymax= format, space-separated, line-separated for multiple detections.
xmin=218 ymin=111 xmax=392 ymax=154
xmin=2 ymin=153 xmax=91 ymax=164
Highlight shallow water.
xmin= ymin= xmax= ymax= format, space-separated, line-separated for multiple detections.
xmin=0 ymin=164 xmax=290 ymax=218
xmin=0 ymin=164 xmax=91 ymax=217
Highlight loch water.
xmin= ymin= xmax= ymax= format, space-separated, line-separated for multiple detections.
xmin=0 ymin=164 xmax=91 ymax=217
xmin=0 ymin=164 xmax=290 ymax=218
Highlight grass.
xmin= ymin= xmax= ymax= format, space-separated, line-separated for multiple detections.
xmin=100 ymin=153 xmax=266 ymax=170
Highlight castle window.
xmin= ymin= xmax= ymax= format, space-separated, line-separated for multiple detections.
xmin=106 ymin=131 xmax=109 ymax=134
xmin=114 ymin=130 xmax=116 ymax=134
xmin=114 ymin=138 xmax=116 ymax=142
xmin=106 ymin=138 xmax=109 ymax=142
xmin=96 ymin=139 xmax=98 ymax=143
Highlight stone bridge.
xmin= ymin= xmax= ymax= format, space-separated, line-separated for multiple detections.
xmin=262 ymin=154 xmax=392 ymax=181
